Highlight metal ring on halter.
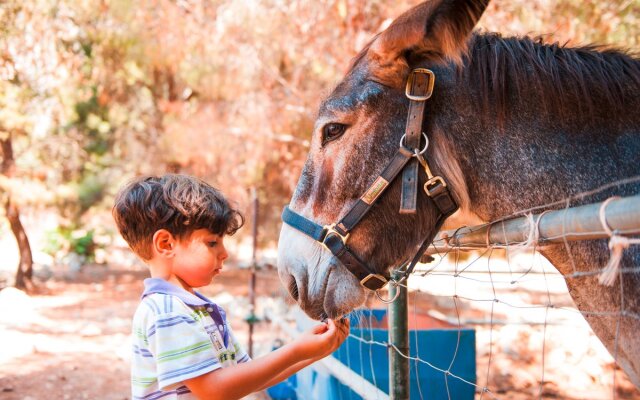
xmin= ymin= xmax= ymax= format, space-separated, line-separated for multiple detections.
xmin=375 ymin=280 xmax=401 ymax=304
xmin=399 ymin=132 xmax=429 ymax=155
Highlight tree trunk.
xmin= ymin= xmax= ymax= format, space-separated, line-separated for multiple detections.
xmin=5 ymin=195 xmax=33 ymax=290
xmin=1 ymin=133 xmax=34 ymax=291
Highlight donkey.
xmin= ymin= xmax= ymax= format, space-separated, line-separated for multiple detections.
xmin=277 ymin=0 xmax=640 ymax=387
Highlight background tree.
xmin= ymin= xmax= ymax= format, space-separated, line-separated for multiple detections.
xmin=0 ymin=0 xmax=637 ymax=288
xmin=1 ymin=3 xmax=35 ymax=290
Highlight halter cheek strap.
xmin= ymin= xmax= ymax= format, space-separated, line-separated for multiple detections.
xmin=281 ymin=147 xmax=415 ymax=291
xmin=281 ymin=69 xmax=458 ymax=291
xmin=401 ymin=68 xmax=434 ymax=214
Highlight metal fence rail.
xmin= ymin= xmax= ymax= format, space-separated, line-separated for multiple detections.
xmin=426 ymin=194 xmax=640 ymax=254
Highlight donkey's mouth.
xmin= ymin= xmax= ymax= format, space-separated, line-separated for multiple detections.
xmin=277 ymin=224 xmax=366 ymax=320
xmin=281 ymin=263 xmax=365 ymax=320
xmin=318 ymin=261 xmax=366 ymax=319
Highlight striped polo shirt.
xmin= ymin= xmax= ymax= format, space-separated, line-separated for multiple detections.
xmin=131 ymin=278 xmax=250 ymax=400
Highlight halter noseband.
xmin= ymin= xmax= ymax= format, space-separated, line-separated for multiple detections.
xmin=281 ymin=69 xmax=458 ymax=292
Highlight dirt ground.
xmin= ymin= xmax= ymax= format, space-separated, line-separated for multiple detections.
xmin=1 ymin=260 xmax=639 ymax=400
xmin=0 ymin=262 xmax=281 ymax=400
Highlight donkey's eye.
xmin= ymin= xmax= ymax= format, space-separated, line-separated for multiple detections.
xmin=322 ymin=123 xmax=347 ymax=145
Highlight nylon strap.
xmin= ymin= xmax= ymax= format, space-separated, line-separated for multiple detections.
xmin=336 ymin=147 xmax=413 ymax=235
xmin=400 ymin=184 xmax=458 ymax=280
xmin=400 ymin=71 xmax=430 ymax=214
xmin=281 ymin=68 xmax=458 ymax=292
xmin=281 ymin=205 xmax=390 ymax=290
xmin=323 ymin=233 xmax=389 ymax=290
xmin=281 ymin=206 xmax=326 ymax=241
xmin=281 ymin=146 xmax=417 ymax=290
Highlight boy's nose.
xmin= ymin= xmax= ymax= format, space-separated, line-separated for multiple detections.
xmin=220 ymin=245 xmax=229 ymax=261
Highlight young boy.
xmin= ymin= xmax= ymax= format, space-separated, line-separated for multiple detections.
xmin=112 ymin=174 xmax=349 ymax=400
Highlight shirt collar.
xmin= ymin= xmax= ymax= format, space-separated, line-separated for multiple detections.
xmin=142 ymin=277 xmax=213 ymax=307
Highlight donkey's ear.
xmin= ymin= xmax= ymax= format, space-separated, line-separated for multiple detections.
xmin=369 ymin=0 xmax=489 ymax=80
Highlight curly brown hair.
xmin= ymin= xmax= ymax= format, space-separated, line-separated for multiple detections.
xmin=112 ymin=174 xmax=244 ymax=260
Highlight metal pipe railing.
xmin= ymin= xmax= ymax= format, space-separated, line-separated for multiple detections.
xmin=427 ymin=194 xmax=640 ymax=254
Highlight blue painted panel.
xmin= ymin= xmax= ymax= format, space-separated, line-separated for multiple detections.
xmin=268 ymin=309 xmax=476 ymax=400
xmin=266 ymin=373 xmax=297 ymax=400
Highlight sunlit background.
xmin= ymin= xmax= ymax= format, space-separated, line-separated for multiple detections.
xmin=0 ymin=1 xmax=638 ymax=399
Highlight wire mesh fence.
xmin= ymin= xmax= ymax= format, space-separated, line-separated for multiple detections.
xmin=263 ymin=176 xmax=640 ymax=399
xmin=382 ymin=178 xmax=639 ymax=399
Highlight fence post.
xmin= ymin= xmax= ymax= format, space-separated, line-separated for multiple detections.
xmin=246 ymin=187 xmax=259 ymax=357
xmin=388 ymin=270 xmax=409 ymax=400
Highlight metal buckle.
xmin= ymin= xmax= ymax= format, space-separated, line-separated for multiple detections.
xmin=405 ymin=68 xmax=435 ymax=101
xmin=360 ymin=274 xmax=388 ymax=290
xmin=322 ymin=223 xmax=350 ymax=248
xmin=424 ymin=176 xmax=447 ymax=197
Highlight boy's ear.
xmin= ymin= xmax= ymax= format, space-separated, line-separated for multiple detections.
xmin=152 ymin=229 xmax=176 ymax=258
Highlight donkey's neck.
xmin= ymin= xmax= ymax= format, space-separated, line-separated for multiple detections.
xmin=413 ymin=32 xmax=640 ymax=392
xmin=454 ymin=119 xmax=639 ymax=221
xmin=428 ymin=34 xmax=640 ymax=222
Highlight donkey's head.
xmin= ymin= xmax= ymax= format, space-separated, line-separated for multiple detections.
xmin=278 ymin=0 xmax=488 ymax=319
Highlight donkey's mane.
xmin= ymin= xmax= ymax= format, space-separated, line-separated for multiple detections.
xmin=467 ymin=32 xmax=640 ymax=125
xmin=349 ymin=31 xmax=640 ymax=126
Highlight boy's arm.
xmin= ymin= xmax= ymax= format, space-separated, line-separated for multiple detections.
xmin=256 ymin=318 xmax=347 ymax=391
xmin=255 ymin=318 xmax=351 ymax=391
xmin=184 ymin=318 xmax=348 ymax=400
xmin=185 ymin=341 xmax=306 ymax=400
xmin=255 ymin=318 xmax=351 ymax=392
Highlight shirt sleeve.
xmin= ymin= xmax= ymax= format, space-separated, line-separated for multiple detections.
xmin=146 ymin=308 xmax=222 ymax=390
xmin=227 ymin=322 xmax=251 ymax=363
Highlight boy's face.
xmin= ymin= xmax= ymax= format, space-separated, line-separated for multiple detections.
xmin=171 ymin=229 xmax=229 ymax=289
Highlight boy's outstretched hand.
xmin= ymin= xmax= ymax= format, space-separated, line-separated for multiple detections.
xmin=184 ymin=317 xmax=350 ymax=399
xmin=295 ymin=317 xmax=350 ymax=360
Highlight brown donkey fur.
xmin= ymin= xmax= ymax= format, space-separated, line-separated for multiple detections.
xmin=278 ymin=0 xmax=640 ymax=386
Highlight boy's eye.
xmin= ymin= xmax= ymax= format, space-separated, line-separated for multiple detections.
xmin=207 ymin=241 xmax=218 ymax=247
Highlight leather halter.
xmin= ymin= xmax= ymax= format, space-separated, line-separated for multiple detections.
xmin=281 ymin=69 xmax=458 ymax=292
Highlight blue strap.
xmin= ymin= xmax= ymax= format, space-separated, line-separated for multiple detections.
xmin=281 ymin=206 xmax=326 ymax=242
xmin=282 ymin=205 xmax=387 ymax=289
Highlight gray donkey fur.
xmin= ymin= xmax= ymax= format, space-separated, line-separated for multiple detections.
xmin=277 ymin=0 xmax=640 ymax=387
xmin=428 ymin=35 xmax=640 ymax=386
